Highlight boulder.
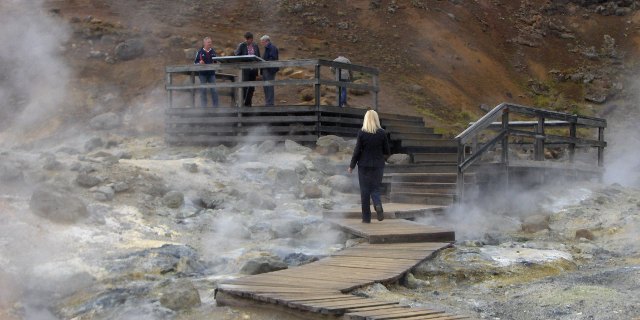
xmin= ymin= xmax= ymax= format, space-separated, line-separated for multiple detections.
xmin=276 ymin=169 xmax=301 ymax=191
xmin=89 ymin=112 xmax=121 ymax=130
xmin=284 ymin=139 xmax=312 ymax=154
xmin=113 ymin=181 xmax=130 ymax=193
xmin=316 ymin=135 xmax=343 ymax=155
xmin=521 ymin=214 xmax=551 ymax=233
xmin=30 ymin=186 xmax=88 ymax=223
xmin=257 ymin=140 xmax=277 ymax=153
xmin=575 ymin=229 xmax=595 ymax=241
xmin=182 ymin=162 xmax=198 ymax=173
xmin=326 ymin=175 xmax=354 ymax=193
xmin=199 ymin=145 xmax=229 ymax=162
xmin=284 ymin=252 xmax=320 ymax=266
xmin=76 ymin=173 xmax=102 ymax=188
xmin=158 ymin=279 xmax=201 ymax=311
xmin=108 ymin=244 xmax=207 ymax=276
xmin=162 ymin=191 xmax=184 ymax=208
xmin=404 ymin=272 xmax=429 ymax=289
xmin=114 ymin=39 xmax=144 ymax=60
xmin=303 ymin=184 xmax=323 ymax=198
xmin=42 ymin=154 xmax=63 ymax=171
xmin=240 ymin=255 xmax=288 ymax=275
xmin=0 ymin=161 xmax=23 ymax=182
xmin=94 ymin=186 xmax=115 ymax=201
xmin=84 ymin=137 xmax=104 ymax=152
xmin=387 ymin=153 xmax=411 ymax=165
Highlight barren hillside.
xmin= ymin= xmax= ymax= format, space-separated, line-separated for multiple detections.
xmin=5 ymin=0 xmax=640 ymax=136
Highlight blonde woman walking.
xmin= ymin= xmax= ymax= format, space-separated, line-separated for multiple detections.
xmin=348 ymin=110 xmax=391 ymax=223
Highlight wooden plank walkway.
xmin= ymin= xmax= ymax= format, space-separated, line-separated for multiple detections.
xmin=215 ymin=218 xmax=467 ymax=319
xmin=323 ymin=203 xmax=446 ymax=220
xmin=327 ymin=218 xmax=455 ymax=244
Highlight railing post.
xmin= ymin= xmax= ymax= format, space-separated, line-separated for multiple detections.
xmin=502 ymin=108 xmax=510 ymax=189
xmin=535 ymin=115 xmax=545 ymax=161
xmin=315 ymin=64 xmax=321 ymax=138
xmin=190 ymin=71 xmax=196 ymax=108
xmin=373 ymin=75 xmax=379 ymax=111
xmin=166 ymin=72 xmax=173 ymax=109
xmin=569 ymin=122 xmax=576 ymax=163
xmin=335 ymin=67 xmax=341 ymax=107
xmin=598 ymin=127 xmax=605 ymax=167
xmin=456 ymin=141 xmax=465 ymax=203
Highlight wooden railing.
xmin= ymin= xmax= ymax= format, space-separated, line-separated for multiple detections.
xmin=455 ymin=103 xmax=607 ymax=201
xmin=165 ymin=59 xmax=379 ymax=110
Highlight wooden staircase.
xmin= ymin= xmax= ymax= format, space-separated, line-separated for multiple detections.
xmin=378 ymin=113 xmax=469 ymax=208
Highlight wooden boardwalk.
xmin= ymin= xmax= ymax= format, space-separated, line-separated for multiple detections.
xmin=323 ymin=203 xmax=446 ymax=220
xmin=216 ymin=218 xmax=467 ymax=319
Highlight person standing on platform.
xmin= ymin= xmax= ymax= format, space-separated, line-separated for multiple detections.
xmin=194 ymin=37 xmax=219 ymax=107
xmin=234 ymin=32 xmax=260 ymax=107
xmin=332 ymin=56 xmax=352 ymax=108
xmin=260 ymin=35 xmax=279 ymax=106
xmin=348 ymin=110 xmax=390 ymax=223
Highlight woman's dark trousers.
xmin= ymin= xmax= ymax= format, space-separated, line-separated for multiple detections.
xmin=357 ymin=166 xmax=384 ymax=222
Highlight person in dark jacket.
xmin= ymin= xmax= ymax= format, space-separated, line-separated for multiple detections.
xmin=234 ymin=32 xmax=260 ymax=107
xmin=260 ymin=35 xmax=279 ymax=106
xmin=348 ymin=110 xmax=391 ymax=223
xmin=194 ymin=37 xmax=219 ymax=107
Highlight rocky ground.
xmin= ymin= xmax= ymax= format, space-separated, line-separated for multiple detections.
xmin=0 ymin=124 xmax=638 ymax=319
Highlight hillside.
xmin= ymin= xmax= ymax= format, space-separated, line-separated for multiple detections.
xmin=4 ymin=0 xmax=640 ymax=137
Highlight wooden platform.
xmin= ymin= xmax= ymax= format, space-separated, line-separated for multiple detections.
xmin=327 ymin=218 xmax=455 ymax=244
xmin=216 ymin=219 xmax=464 ymax=319
xmin=216 ymin=242 xmax=466 ymax=319
xmin=323 ymin=203 xmax=446 ymax=220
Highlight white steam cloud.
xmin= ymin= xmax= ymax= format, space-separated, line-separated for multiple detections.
xmin=0 ymin=0 xmax=70 ymax=143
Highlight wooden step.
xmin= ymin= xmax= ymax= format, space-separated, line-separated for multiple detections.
xmin=384 ymin=125 xmax=435 ymax=134
xmin=388 ymin=182 xmax=457 ymax=194
xmin=378 ymin=113 xmax=424 ymax=122
xmin=389 ymin=133 xmax=443 ymax=140
xmin=380 ymin=118 xmax=425 ymax=127
xmin=391 ymin=192 xmax=456 ymax=206
xmin=166 ymin=134 xmax=318 ymax=145
xmin=385 ymin=164 xmax=457 ymax=174
xmin=385 ymin=173 xmax=458 ymax=183
xmin=323 ymin=203 xmax=446 ymax=220
xmin=399 ymin=139 xmax=458 ymax=148
xmin=413 ymin=153 xmax=458 ymax=163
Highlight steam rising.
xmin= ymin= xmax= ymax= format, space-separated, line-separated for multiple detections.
xmin=0 ymin=0 xmax=70 ymax=143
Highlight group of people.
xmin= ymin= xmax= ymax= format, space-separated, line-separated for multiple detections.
xmin=195 ymin=32 xmax=279 ymax=107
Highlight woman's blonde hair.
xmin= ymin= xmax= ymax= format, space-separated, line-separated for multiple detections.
xmin=362 ymin=110 xmax=382 ymax=134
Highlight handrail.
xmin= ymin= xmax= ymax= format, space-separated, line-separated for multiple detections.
xmin=164 ymin=58 xmax=380 ymax=111
xmin=455 ymin=103 xmax=607 ymax=202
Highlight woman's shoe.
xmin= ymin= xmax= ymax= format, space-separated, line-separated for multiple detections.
xmin=374 ymin=204 xmax=384 ymax=221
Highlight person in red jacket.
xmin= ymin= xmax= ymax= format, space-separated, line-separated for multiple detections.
xmin=348 ymin=110 xmax=391 ymax=223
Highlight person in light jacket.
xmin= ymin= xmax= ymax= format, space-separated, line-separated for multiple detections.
xmin=260 ymin=35 xmax=279 ymax=106
xmin=194 ymin=37 xmax=219 ymax=107
xmin=348 ymin=110 xmax=390 ymax=223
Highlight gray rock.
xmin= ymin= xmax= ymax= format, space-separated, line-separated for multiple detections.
xmin=199 ymin=145 xmax=229 ymax=162
xmin=42 ymin=154 xmax=63 ymax=171
xmin=114 ymin=181 xmax=130 ymax=193
xmin=257 ymin=140 xmax=277 ymax=153
xmin=295 ymin=162 xmax=309 ymax=177
xmin=94 ymin=186 xmax=115 ymax=201
xmin=69 ymin=162 xmax=82 ymax=171
xmin=240 ymin=255 xmax=288 ymax=275
xmin=284 ymin=139 xmax=312 ymax=154
xmin=30 ymin=186 xmax=88 ymax=223
xmin=387 ymin=153 xmax=411 ymax=165
xmin=404 ymin=272 xmax=429 ymax=289
xmin=117 ymin=151 xmax=132 ymax=159
xmin=109 ymin=244 xmax=207 ymax=276
xmin=316 ymin=135 xmax=343 ymax=155
xmin=276 ymin=169 xmax=301 ymax=191
xmin=84 ymin=137 xmax=104 ymax=152
xmin=89 ymin=112 xmax=121 ymax=130
xmin=114 ymin=39 xmax=144 ymax=60
xmin=0 ymin=161 xmax=24 ymax=182
xmin=521 ymin=214 xmax=551 ymax=233
xmin=326 ymin=175 xmax=354 ymax=193
xmin=272 ymin=220 xmax=305 ymax=238
xmin=163 ymin=190 xmax=184 ymax=208
xmin=246 ymin=191 xmax=277 ymax=210
xmin=76 ymin=173 xmax=102 ymax=188
xmin=195 ymin=192 xmax=224 ymax=209
xmin=284 ymin=252 xmax=320 ymax=266
xmin=303 ymin=184 xmax=323 ymax=198
xmin=158 ymin=279 xmax=201 ymax=311
xmin=182 ymin=162 xmax=198 ymax=173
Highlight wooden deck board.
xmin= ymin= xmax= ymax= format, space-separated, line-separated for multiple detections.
xmin=216 ymin=222 xmax=466 ymax=319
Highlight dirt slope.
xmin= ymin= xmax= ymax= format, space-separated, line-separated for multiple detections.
xmin=35 ymin=0 xmax=640 ymax=135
